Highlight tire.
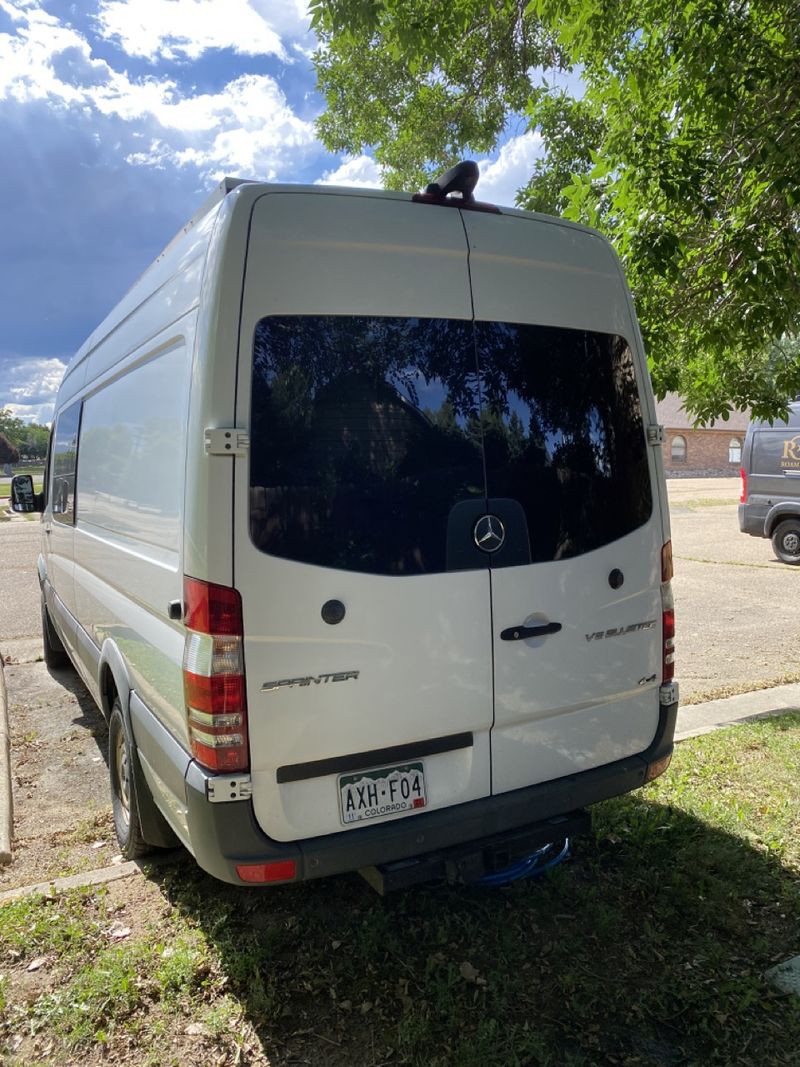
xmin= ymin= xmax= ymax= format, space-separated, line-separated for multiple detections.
xmin=109 ymin=700 xmax=153 ymax=859
xmin=771 ymin=519 xmax=800 ymax=566
xmin=41 ymin=598 xmax=69 ymax=670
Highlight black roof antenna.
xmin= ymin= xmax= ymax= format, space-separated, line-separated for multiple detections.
xmin=425 ymin=160 xmax=480 ymax=203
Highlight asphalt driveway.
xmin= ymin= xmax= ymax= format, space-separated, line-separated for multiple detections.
xmin=668 ymin=477 xmax=800 ymax=701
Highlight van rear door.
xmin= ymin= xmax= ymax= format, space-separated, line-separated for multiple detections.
xmin=234 ymin=192 xmax=493 ymax=842
xmin=462 ymin=212 xmax=664 ymax=794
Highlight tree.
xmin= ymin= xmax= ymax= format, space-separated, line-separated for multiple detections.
xmin=0 ymin=408 xmax=25 ymax=448
xmin=0 ymin=432 xmax=20 ymax=466
xmin=18 ymin=423 xmax=49 ymax=461
xmin=0 ymin=408 xmax=50 ymax=459
xmin=311 ymin=0 xmax=800 ymax=421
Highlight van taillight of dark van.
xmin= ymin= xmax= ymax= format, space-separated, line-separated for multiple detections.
xmin=182 ymin=577 xmax=250 ymax=772
xmin=740 ymin=467 xmax=747 ymax=503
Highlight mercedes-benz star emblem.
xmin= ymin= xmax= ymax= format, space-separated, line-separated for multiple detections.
xmin=473 ymin=514 xmax=506 ymax=553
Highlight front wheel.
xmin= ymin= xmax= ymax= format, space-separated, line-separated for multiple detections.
xmin=109 ymin=700 xmax=152 ymax=859
xmin=771 ymin=519 xmax=800 ymax=565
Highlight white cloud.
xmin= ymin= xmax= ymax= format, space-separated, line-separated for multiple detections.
xmin=0 ymin=1 xmax=109 ymax=103
xmin=249 ymin=0 xmax=311 ymax=41
xmin=316 ymin=154 xmax=383 ymax=189
xmin=0 ymin=357 xmax=66 ymax=424
xmin=122 ymin=74 xmax=317 ymax=178
xmin=95 ymin=0 xmax=289 ymax=61
xmin=476 ymin=132 xmax=544 ymax=208
xmin=0 ymin=6 xmax=318 ymax=180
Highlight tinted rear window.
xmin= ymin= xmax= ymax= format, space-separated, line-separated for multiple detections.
xmin=475 ymin=321 xmax=652 ymax=562
xmin=250 ymin=317 xmax=485 ymax=574
xmin=249 ymin=316 xmax=652 ymax=574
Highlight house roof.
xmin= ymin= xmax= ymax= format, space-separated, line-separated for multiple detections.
xmin=655 ymin=393 xmax=751 ymax=432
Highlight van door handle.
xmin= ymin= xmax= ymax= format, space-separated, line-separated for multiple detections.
xmin=500 ymin=622 xmax=562 ymax=641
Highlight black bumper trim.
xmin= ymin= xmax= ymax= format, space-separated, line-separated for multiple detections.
xmin=276 ymin=731 xmax=474 ymax=784
xmin=184 ymin=702 xmax=679 ymax=886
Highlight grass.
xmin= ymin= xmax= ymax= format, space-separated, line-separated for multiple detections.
xmin=673 ymin=498 xmax=737 ymax=509
xmin=1 ymin=715 xmax=799 ymax=1065
xmin=677 ymin=554 xmax=797 ymax=570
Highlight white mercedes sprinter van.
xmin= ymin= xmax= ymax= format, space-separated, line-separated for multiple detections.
xmin=13 ymin=165 xmax=678 ymax=887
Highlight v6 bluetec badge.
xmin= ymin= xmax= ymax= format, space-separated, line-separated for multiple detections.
xmin=585 ymin=621 xmax=656 ymax=641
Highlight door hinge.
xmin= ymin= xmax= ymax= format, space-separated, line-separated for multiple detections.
xmin=647 ymin=424 xmax=665 ymax=446
xmin=204 ymin=427 xmax=249 ymax=456
xmin=206 ymin=775 xmax=252 ymax=803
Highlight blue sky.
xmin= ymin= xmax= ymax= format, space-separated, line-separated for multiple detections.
xmin=0 ymin=0 xmax=547 ymax=424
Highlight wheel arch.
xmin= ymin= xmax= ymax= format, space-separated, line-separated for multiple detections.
xmin=101 ymin=640 xmax=179 ymax=850
xmin=98 ymin=640 xmax=133 ymax=722
xmin=764 ymin=502 xmax=800 ymax=537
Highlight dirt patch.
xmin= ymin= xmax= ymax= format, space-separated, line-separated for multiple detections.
xmin=0 ymin=639 xmax=116 ymax=891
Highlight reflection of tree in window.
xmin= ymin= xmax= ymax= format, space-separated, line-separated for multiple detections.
xmin=250 ymin=317 xmax=485 ymax=575
xmin=250 ymin=316 xmax=652 ymax=574
xmin=475 ymin=322 xmax=651 ymax=562
xmin=51 ymin=402 xmax=81 ymax=524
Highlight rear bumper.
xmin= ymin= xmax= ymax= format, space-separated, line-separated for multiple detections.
xmin=738 ymin=501 xmax=768 ymax=536
xmin=183 ymin=701 xmax=679 ymax=886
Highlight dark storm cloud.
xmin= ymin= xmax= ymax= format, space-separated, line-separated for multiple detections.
xmin=0 ymin=96 xmax=207 ymax=362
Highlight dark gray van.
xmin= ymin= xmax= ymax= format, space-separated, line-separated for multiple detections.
xmin=739 ymin=400 xmax=800 ymax=564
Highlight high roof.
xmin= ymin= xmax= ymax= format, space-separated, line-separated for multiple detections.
xmin=655 ymin=393 xmax=750 ymax=432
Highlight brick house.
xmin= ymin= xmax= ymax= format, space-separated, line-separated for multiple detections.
xmin=655 ymin=394 xmax=750 ymax=472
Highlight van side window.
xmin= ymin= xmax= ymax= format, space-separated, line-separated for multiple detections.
xmin=50 ymin=402 xmax=82 ymax=525
xmin=42 ymin=425 xmax=54 ymax=510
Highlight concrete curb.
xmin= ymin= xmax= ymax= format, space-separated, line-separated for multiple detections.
xmin=0 ymin=860 xmax=141 ymax=903
xmin=0 ymin=849 xmax=185 ymax=904
xmin=0 ymin=652 xmax=12 ymax=864
xmin=675 ymin=683 xmax=800 ymax=741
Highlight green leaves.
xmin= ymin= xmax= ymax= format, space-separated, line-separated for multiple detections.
xmin=312 ymin=0 xmax=800 ymax=417
xmin=313 ymin=0 xmax=563 ymax=187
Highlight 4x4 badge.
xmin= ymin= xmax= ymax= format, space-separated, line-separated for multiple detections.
xmin=473 ymin=514 xmax=506 ymax=553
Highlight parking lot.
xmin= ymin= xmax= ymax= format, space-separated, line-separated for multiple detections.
xmin=668 ymin=477 xmax=800 ymax=700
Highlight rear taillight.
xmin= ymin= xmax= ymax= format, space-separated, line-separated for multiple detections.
xmin=740 ymin=467 xmax=747 ymax=503
xmin=660 ymin=541 xmax=675 ymax=683
xmin=182 ymin=576 xmax=249 ymax=772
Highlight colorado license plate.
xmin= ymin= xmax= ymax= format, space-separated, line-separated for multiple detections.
xmin=339 ymin=762 xmax=427 ymax=825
